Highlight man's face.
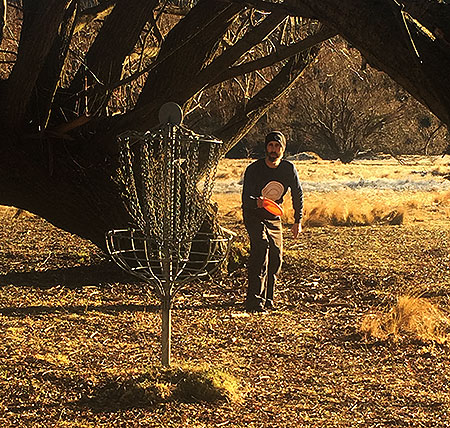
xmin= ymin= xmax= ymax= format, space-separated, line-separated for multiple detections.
xmin=266 ymin=140 xmax=284 ymax=162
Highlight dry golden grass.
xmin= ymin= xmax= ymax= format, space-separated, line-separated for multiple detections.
xmin=213 ymin=157 xmax=450 ymax=227
xmin=82 ymin=365 xmax=243 ymax=411
xmin=296 ymin=192 xmax=405 ymax=226
xmin=361 ymin=296 xmax=450 ymax=344
xmin=216 ymin=155 xmax=450 ymax=183
xmin=213 ymin=189 xmax=450 ymax=227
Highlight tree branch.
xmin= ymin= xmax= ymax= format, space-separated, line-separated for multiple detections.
xmin=66 ymin=0 xmax=158 ymax=117
xmin=207 ymin=25 xmax=336 ymax=87
xmin=229 ymin=0 xmax=316 ymax=19
xmin=136 ymin=0 xmax=243 ymax=109
xmin=401 ymin=0 xmax=450 ymax=45
xmin=195 ymin=9 xmax=288 ymax=90
xmin=74 ymin=0 xmax=116 ymax=34
xmin=0 ymin=0 xmax=6 ymax=44
xmin=1 ymin=0 xmax=73 ymax=129
xmin=215 ymin=49 xmax=319 ymax=152
xmin=27 ymin=1 xmax=78 ymax=130
xmin=103 ymin=0 xmax=243 ymax=134
xmin=285 ymin=0 xmax=450 ymax=129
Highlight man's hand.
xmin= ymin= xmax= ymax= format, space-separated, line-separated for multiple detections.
xmin=292 ymin=222 xmax=302 ymax=239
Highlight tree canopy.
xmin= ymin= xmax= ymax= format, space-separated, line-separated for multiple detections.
xmin=0 ymin=0 xmax=448 ymax=248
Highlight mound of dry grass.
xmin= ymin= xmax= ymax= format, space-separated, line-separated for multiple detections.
xmin=279 ymin=192 xmax=405 ymax=227
xmin=301 ymin=202 xmax=404 ymax=227
xmin=81 ymin=366 xmax=243 ymax=411
xmin=361 ymin=296 xmax=450 ymax=344
xmin=433 ymin=190 xmax=450 ymax=207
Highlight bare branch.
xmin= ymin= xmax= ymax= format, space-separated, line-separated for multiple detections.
xmin=132 ymin=1 xmax=244 ymax=116
xmin=66 ymin=0 xmax=159 ymax=117
xmin=47 ymin=114 xmax=91 ymax=137
xmin=215 ymin=49 xmax=318 ymax=151
xmin=28 ymin=1 xmax=78 ymax=129
xmin=0 ymin=0 xmax=6 ymax=44
xmin=74 ymin=0 xmax=116 ymax=34
xmin=229 ymin=0 xmax=316 ymax=19
xmin=208 ymin=26 xmax=337 ymax=87
xmin=195 ymin=10 xmax=288 ymax=90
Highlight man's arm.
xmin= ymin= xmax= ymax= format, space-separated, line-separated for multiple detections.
xmin=291 ymin=222 xmax=302 ymax=238
xmin=242 ymin=163 xmax=258 ymax=210
xmin=290 ymin=163 xmax=303 ymax=238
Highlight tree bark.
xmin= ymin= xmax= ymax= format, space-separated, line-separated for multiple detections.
xmin=1 ymin=0 xmax=73 ymax=130
xmin=0 ymin=140 xmax=128 ymax=250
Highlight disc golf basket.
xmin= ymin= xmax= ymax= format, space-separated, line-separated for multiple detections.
xmin=106 ymin=103 xmax=234 ymax=367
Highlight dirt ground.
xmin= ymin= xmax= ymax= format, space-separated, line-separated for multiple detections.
xmin=1 ymin=158 xmax=450 ymax=427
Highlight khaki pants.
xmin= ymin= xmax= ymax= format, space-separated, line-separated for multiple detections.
xmin=244 ymin=215 xmax=283 ymax=309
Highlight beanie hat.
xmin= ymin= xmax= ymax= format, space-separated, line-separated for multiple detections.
xmin=265 ymin=131 xmax=286 ymax=151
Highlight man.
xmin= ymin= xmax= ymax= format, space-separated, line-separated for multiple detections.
xmin=242 ymin=131 xmax=303 ymax=313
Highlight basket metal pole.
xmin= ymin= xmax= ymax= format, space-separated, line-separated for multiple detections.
xmin=161 ymin=295 xmax=172 ymax=367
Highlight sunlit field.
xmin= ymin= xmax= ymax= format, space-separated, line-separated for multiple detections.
xmin=1 ymin=155 xmax=450 ymax=427
xmin=213 ymin=155 xmax=450 ymax=226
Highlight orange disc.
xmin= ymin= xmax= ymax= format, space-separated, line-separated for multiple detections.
xmin=262 ymin=198 xmax=283 ymax=216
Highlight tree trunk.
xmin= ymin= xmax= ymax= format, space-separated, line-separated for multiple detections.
xmin=0 ymin=140 xmax=128 ymax=250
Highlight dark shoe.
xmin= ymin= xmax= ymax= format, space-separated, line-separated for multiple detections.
xmin=245 ymin=305 xmax=267 ymax=314
xmin=264 ymin=301 xmax=275 ymax=310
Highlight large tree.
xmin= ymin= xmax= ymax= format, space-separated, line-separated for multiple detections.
xmin=0 ymin=0 xmax=448 ymax=249
xmin=0 ymin=0 xmax=331 ymax=248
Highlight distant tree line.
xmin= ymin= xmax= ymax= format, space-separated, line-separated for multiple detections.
xmin=203 ymin=37 xmax=450 ymax=161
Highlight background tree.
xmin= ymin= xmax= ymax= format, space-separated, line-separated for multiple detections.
xmin=244 ymin=37 xmax=449 ymax=161
xmin=250 ymin=0 xmax=450 ymax=129
xmin=0 ymin=0 xmax=331 ymax=249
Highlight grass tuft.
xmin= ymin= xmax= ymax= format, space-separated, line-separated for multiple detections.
xmin=172 ymin=366 xmax=243 ymax=403
xmin=300 ymin=197 xmax=404 ymax=227
xmin=361 ymin=296 xmax=450 ymax=344
xmin=81 ymin=366 xmax=243 ymax=411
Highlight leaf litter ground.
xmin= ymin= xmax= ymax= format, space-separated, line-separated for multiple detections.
xmin=0 ymin=204 xmax=449 ymax=427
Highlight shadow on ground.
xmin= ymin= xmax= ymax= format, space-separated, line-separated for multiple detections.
xmin=0 ymin=260 xmax=135 ymax=289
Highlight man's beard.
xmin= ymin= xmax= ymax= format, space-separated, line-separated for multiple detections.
xmin=267 ymin=152 xmax=281 ymax=162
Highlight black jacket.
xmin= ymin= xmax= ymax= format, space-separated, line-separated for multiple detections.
xmin=242 ymin=158 xmax=303 ymax=223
